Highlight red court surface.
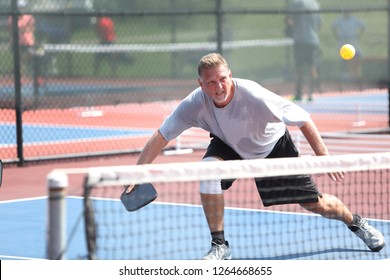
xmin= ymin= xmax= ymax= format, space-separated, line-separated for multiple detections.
xmin=1 ymin=88 xmax=389 ymax=208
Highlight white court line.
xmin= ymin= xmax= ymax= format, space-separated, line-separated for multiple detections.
xmin=0 ymin=255 xmax=45 ymax=260
xmin=0 ymin=196 xmax=47 ymax=204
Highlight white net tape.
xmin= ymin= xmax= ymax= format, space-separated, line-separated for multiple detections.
xmin=83 ymin=152 xmax=390 ymax=187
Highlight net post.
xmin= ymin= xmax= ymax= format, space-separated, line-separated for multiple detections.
xmin=83 ymin=175 xmax=97 ymax=260
xmin=46 ymin=170 xmax=68 ymax=260
xmin=352 ymin=102 xmax=366 ymax=127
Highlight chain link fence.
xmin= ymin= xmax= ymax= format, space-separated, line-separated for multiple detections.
xmin=0 ymin=0 xmax=389 ymax=165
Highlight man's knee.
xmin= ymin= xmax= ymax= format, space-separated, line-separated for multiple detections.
xmin=200 ymin=157 xmax=223 ymax=194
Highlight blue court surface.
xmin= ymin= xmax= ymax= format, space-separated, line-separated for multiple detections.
xmin=297 ymin=92 xmax=387 ymax=114
xmin=0 ymin=124 xmax=153 ymax=145
xmin=0 ymin=197 xmax=389 ymax=260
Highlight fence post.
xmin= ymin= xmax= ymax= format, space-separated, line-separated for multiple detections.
xmin=216 ymin=0 xmax=223 ymax=54
xmin=11 ymin=0 xmax=24 ymax=166
xmin=46 ymin=170 xmax=68 ymax=260
xmin=388 ymin=0 xmax=390 ymax=127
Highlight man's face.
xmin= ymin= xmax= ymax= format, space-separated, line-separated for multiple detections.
xmin=198 ymin=64 xmax=234 ymax=108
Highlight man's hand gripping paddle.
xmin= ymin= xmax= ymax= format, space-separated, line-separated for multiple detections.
xmin=120 ymin=183 xmax=157 ymax=212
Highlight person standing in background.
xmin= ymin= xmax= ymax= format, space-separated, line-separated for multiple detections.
xmin=94 ymin=15 xmax=118 ymax=75
xmin=94 ymin=15 xmax=133 ymax=76
xmin=8 ymin=0 xmax=35 ymax=76
xmin=332 ymin=12 xmax=365 ymax=83
xmin=286 ymin=0 xmax=322 ymax=102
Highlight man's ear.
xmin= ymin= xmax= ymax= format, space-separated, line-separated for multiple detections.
xmin=198 ymin=78 xmax=203 ymax=87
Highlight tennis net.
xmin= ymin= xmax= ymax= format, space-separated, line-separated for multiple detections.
xmin=46 ymin=152 xmax=390 ymax=260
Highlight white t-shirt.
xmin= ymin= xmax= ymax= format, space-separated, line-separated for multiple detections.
xmin=159 ymin=78 xmax=310 ymax=159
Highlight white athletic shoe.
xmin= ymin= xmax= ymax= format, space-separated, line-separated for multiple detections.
xmin=202 ymin=241 xmax=232 ymax=260
xmin=350 ymin=215 xmax=385 ymax=252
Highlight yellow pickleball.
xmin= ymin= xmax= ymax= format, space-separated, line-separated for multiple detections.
xmin=340 ymin=44 xmax=356 ymax=60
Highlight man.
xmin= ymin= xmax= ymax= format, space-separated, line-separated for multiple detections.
xmin=332 ymin=12 xmax=365 ymax=83
xmin=94 ymin=15 xmax=133 ymax=76
xmin=286 ymin=0 xmax=321 ymax=101
xmin=132 ymin=53 xmax=385 ymax=260
xmin=8 ymin=0 xmax=35 ymax=76
xmin=94 ymin=15 xmax=117 ymax=75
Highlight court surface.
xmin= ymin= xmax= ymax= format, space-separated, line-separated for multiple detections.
xmin=297 ymin=91 xmax=387 ymax=115
xmin=0 ymin=196 xmax=389 ymax=260
xmin=0 ymin=123 xmax=153 ymax=145
xmin=0 ymin=88 xmax=389 ymax=260
xmin=0 ymin=85 xmax=389 ymax=160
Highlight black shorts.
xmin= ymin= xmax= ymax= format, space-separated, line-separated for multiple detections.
xmin=203 ymin=130 xmax=321 ymax=207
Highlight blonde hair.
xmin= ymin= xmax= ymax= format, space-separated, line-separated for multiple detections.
xmin=197 ymin=53 xmax=229 ymax=76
